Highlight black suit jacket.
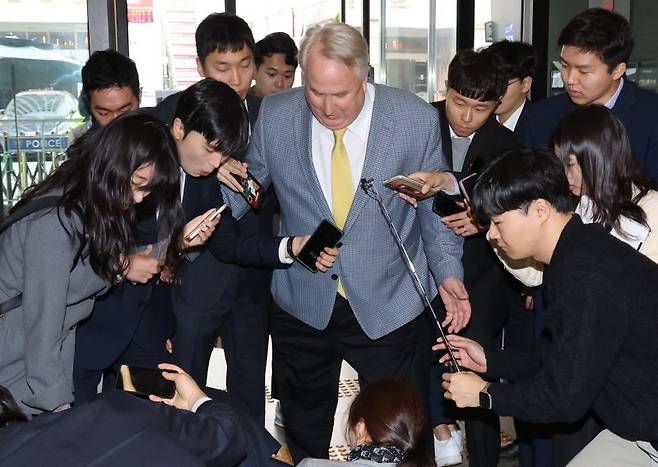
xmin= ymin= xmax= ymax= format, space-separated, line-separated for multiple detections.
xmin=0 ymin=390 xmax=279 ymax=467
xmin=517 ymin=80 xmax=658 ymax=183
xmin=432 ymin=100 xmax=521 ymax=338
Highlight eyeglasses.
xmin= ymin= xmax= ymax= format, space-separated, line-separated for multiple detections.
xmin=507 ymin=78 xmax=521 ymax=86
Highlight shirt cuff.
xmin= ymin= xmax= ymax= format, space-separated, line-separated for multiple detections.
xmin=191 ymin=396 xmax=212 ymax=413
xmin=278 ymin=237 xmax=294 ymax=264
xmin=442 ymin=173 xmax=460 ymax=195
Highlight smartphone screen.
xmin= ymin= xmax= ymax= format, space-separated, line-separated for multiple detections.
xmin=297 ymin=220 xmax=343 ymax=273
xmin=459 ymin=173 xmax=479 ymax=204
xmin=432 ymin=192 xmax=465 ymax=217
xmin=233 ymin=171 xmax=263 ymax=210
xmin=115 ymin=364 xmax=176 ymax=399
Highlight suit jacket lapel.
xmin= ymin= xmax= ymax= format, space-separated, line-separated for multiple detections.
xmin=294 ymin=98 xmax=334 ymax=221
xmin=342 ymin=85 xmax=391 ymax=236
xmin=181 ymin=173 xmax=197 ymax=219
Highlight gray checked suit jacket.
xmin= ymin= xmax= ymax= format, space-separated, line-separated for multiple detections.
xmin=224 ymin=84 xmax=463 ymax=339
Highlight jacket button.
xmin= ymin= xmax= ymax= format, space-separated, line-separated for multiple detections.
xmin=331 ymin=274 xmax=338 ymax=280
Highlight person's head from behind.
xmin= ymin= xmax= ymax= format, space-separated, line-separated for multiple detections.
xmin=20 ymin=112 xmax=183 ymax=281
xmin=558 ymin=8 xmax=633 ymax=105
xmin=299 ymin=22 xmax=369 ymax=130
xmin=487 ymin=40 xmax=537 ymax=120
xmin=253 ymin=32 xmax=298 ymax=97
xmin=0 ymin=386 xmax=27 ymax=428
xmin=445 ymin=49 xmax=507 ymax=137
xmin=553 ymin=105 xmax=652 ymax=232
xmin=81 ymin=49 xmax=140 ymax=127
xmin=195 ymin=13 xmax=256 ymax=100
xmin=471 ymin=149 xmax=573 ymax=263
xmin=346 ymin=380 xmax=433 ymax=467
xmin=172 ymin=78 xmax=249 ymax=177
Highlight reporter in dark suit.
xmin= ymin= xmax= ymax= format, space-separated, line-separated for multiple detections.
xmin=407 ymin=49 xmax=521 ymax=467
xmin=153 ymin=14 xmax=279 ymax=425
xmin=0 ymin=365 xmax=283 ymax=467
xmin=517 ymin=8 xmax=658 ymax=183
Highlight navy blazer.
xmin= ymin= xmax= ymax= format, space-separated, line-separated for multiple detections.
xmin=0 ymin=389 xmax=280 ymax=467
xmin=175 ymin=174 xmax=283 ymax=307
xmin=517 ymin=80 xmax=658 ymax=183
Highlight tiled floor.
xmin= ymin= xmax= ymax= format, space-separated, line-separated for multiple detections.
xmin=206 ymin=342 xmax=518 ymax=466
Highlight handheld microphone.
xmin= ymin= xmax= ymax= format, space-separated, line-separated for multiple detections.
xmin=360 ymin=177 xmax=461 ymax=373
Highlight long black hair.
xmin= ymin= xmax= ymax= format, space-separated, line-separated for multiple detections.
xmin=14 ymin=112 xmax=184 ymax=281
xmin=553 ymin=105 xmax=653 ymax=236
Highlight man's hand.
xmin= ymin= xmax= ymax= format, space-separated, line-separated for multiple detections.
xmin=217 ymin=157 xmax=248 ymax=192
xmin=442 ymin=207 xmax=481 ymax=237
xmin=181 ymin=209 xmax=221 ymax=249
xmin=396 ymin=171 xmax=457 ymax=209
xmin=438 ymin=277 xmax=471 ymax=333
xmin=124 ymin=245 xmax=162 ymax=284
xmin=433 ymin=335 xmax=487 ymax=373
xmin=292 ymin=235 xmax=340 ymax=272
xmin=148 ymin=363 xmax=207 ymax=411
xmin=442 ymin=371 xmax=488 ymax=408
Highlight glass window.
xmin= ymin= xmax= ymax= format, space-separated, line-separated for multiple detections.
xmin=0 ymin=0 xmax=88 ymax=210
xmin=128 ymin=1 xmax=225 ymax=107
xmin=431 ymin=1 xmax=457 ymax=102
xmin=345 ymin=0 xmax=363 ymax=33
xmin=382 ymin=0 xmax=430 ymax=101
xmin=474 ymin=0 xmax=522 ymax=51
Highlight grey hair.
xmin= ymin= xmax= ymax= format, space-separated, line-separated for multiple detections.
xmin=299 ymin=22 xmax=369 ymax=80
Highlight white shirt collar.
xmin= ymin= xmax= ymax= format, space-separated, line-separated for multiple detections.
xmin=604 ymin=77 xmax=624 ymax=109
xmin=497 ymin=99 xmax=526 ymax=131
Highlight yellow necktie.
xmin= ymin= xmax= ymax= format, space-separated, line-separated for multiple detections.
xmin=331 ymin=128 xmax=353 ymax=298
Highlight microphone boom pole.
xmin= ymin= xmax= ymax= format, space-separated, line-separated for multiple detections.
xmin=359 ymin=178 xmax=461 ymax=372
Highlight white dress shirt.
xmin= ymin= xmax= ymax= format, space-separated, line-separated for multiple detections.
xmin=311 ymin=83 xmax=375 ymax=207
xmin=497 ymin=99 xmax=527 ymax=132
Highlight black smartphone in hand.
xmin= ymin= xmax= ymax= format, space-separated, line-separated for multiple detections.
xmin=115 ymin=364 xmax=176 ymax=399
xmin=297 ymin=220 xmax=343 ymax=273
xmin=432 ymin=192 xmax=465 ymax=217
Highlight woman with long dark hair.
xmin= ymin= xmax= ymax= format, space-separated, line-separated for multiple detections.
xmin=0 ymin=112 xmax=187 ymax=416
xmin=298 ymin=380 xmax=433 ymax=467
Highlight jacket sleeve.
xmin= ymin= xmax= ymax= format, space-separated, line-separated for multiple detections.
xmin=488 ymin=273 xmax=628 ymax=424
xmin=158 ymin=400 xmax=248 ymax=466
xmin=418 ymin=108 xmax=464 ymax=284
xmin=20 ymin=212 xmax=79 ymax=411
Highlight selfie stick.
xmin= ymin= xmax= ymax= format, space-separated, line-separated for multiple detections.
xmin=359 ymin=178 xmax=461 ymax=373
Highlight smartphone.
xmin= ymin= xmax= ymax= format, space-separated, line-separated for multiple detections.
xmin=233 ymin=171 xmax=263 ymax=210
xmin=459 ymin=172 xmax=479 ymax=204
xmin=297 ymin=220 xmax=343 ymax=273
xmin=384 ymin=175 xmax=438 ymax=200
xmin=184 ymin=204 xmax=227 ymax=242
xmin=432 ymin=191 xmax=465 ymax=217
xmin=115 ymin=364 xmax=176 ymax=399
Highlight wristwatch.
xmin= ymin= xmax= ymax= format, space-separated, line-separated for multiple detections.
xmin=286 ymin=236 xmax=296 ymax=260
xmin=479 ymin=382 xmax=493 ymax=410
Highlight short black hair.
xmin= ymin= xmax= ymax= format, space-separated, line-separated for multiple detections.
xmin=81 ymin=49 xmax=140 ymax=103
xmin=558 ymin=8 xmax=634 ymax=72
xmin=0 ymin=386 xmax=27 ymax=427
xmin=195 ymin=13 xmax=255 ymax=64
xmin=487 ymin=40 xmax=538 ymax=80
xmin=174 ymin=78 xmax=249 ymax=158
xmin=255 ymin=32 xmax=298 ymax=68
xmin=447 ymin=49 xmax=507 ymax=102
xmin=471 ymin=148 xmax=573 ymax=225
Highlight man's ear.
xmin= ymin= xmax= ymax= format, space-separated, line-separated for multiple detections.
xmin=521 ymin=76 xmax=533 ymax=94
xmin=533 ymin=198 xmax=552 ymax=225
xmin=196 ymin=57 xmax=206 ymax=78
xmin=611 ymin=62 xmax=627 ymax=81
xmin=172 ymin=118 xmax=185 ymax=141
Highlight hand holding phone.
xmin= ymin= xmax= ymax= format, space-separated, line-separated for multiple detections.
xmin=296 ymin=220 xmax=343 ymax=273
xmin=233 ymin=171 xmax=263 ymax=210
xmin=384 ymin=175 xmax=438 ymax=200
xmin=184 ymin=204 xmax=226 ymax=242
xmin=458 ymin=172 xmax=479 ymax=204
xmin=115 ymin=364 xmax=176 ymax=399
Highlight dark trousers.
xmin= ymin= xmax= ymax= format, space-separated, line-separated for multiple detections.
xmin=170 ymin=295 xmax=235 ymax=386
xmin=219 ymin=268 xmax=272 ymax=426
xmin=271 ymin=294 xmax=433 ymax=464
